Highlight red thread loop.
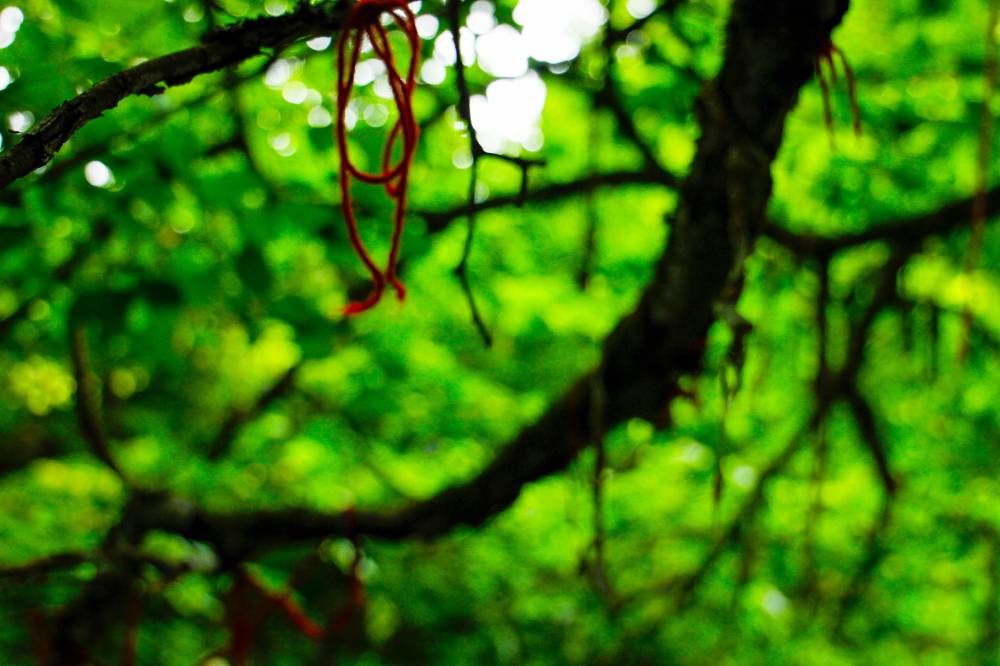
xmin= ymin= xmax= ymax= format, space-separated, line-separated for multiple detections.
xmin=336 ymin=0 xmax=420 ymax=315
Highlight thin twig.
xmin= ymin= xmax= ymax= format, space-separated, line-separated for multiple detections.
xmin=844 ymin=386 xmax=897 ymax=496
xmin=70 ymin=326 xmax=125 ymax=478
xmin=578 ymin=109 xmax=602 ymax=289
xmin=597 ymin=75 xmax=673 ymax=181
xmin=599 ymin=0 xmax=700 ymax=174
xmin=207 ymin=363 xmax=301 ymax=460
xmin=0 ymin=553 xmax=90 ymax=581
xmin=800 ymin=256 xmax=832 ymax=605
xmin=449 ymin=0 xmax=496 ymax=347
xmin=832 ymin=495 xmax=893 ymax=641
xmin=604 ymin=0 xmax=686 ymax=45
xmin=446 ymin=0 xmax=544 ymax=346
xmin=765 ymin=185 xmax=1000 ymax=257
xmin=418 ymin=168 xmax=669 ymax=233
xmin=588 ymin=372 xmax=617 ymax=607
xmin=454 ymin=161 xmax=494 ymax=348
xmin=959 ymin=0 xmax=1000 ymax=361
xmin=611 ymin=417 xmax=814 ymax=616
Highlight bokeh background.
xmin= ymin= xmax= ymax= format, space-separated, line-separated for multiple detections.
xmin=1 ymin=0 xmax=999 ymax=663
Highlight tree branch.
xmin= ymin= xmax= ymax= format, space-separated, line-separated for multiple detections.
xmin=0 ymin=431 xmax=63 ymax=479
xmin=605 ymin=0 xmax=686 ymax=45
xmin=832 ymin=495 xmax=893 ymax=641
xmin=596 ymin=75 xmax=675 ymax=182
xmin=844 ymin=386 xmax=897 ymax=495
xmin=207 ymin=363 xmax=302 ymax=460
xmin=0 ymin=552 xmax=89 ymax=580
xmin=417 ymin=168 xmax=673 ymax=233
xmin=446 ymin=0 xmax=542 ymax=346
xmin=69 ymin=326 xmax=124 ymax=479
xmin=114 ymin=0 xmax=851 ymax=560
xmin=673 ymin=419 xmax=813 ymax=609
xmin=765 ymin=185 xmax=1000 ymax=256
xmin=0 ymin=0 xmax=351 ymax=190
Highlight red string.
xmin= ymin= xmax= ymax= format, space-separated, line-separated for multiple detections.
xmin=227 ymin=566 xmax=327 ymax=662
xmin=336 ymin=0 xmax=421 ymax=315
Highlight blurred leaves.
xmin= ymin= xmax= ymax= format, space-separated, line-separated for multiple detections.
xmin=0 ymin=0 xmax=998 ymax=664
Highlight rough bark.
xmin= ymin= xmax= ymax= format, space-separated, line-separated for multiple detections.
xmin=0 ymin=2 xmax=351 ymax=190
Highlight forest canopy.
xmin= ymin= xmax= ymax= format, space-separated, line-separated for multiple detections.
xmin=1 ymin=0 xmax=999 ymax=664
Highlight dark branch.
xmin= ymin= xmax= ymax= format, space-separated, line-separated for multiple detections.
xmin=207 ymin=363 xmax=302 ymax=460
xmin=0 ymin=552 xmax=89 ymax=580
xmin=596 ymin=75 xmax=675 ymax=182
xmin=69 ymin=326 xmax=124 ymax=478
xmin=0 ymin=0 xmax=351 ymax=190
xmin=114 ymin=0 xmax=851 ymax=560
xmin=832 ymin=496 xmax=893 ymax=641
xmin=766 ymin=185 xmax=1000 ymax=256
xmin=577 ymin=114 xmax=603 ymax=289
xmin=418 ymin=168 xmax=672 ymax=233
xmin=844 ymin=387 xmax=897 ymax=495
xmin=676 ymin=421 xmax=811 ymax=608
xmin=445 ymin=0 xmax=545 ymax=174
xmin=446 ymin=0 xmax=542 ymax=346
xmin=841 ymin=245 xmax=912 ymax=384
xmin=605 ymin=0 xmax=686 ymax=45
xmin=0 ymin=431 xmax=63 ymax=479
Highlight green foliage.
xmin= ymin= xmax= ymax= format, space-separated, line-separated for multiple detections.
xmin=1 ymin=0 xmax=998 ymax=664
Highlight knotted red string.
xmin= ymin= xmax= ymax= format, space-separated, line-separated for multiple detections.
xmin=336 ymin=0 xmax=420 ymax=314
